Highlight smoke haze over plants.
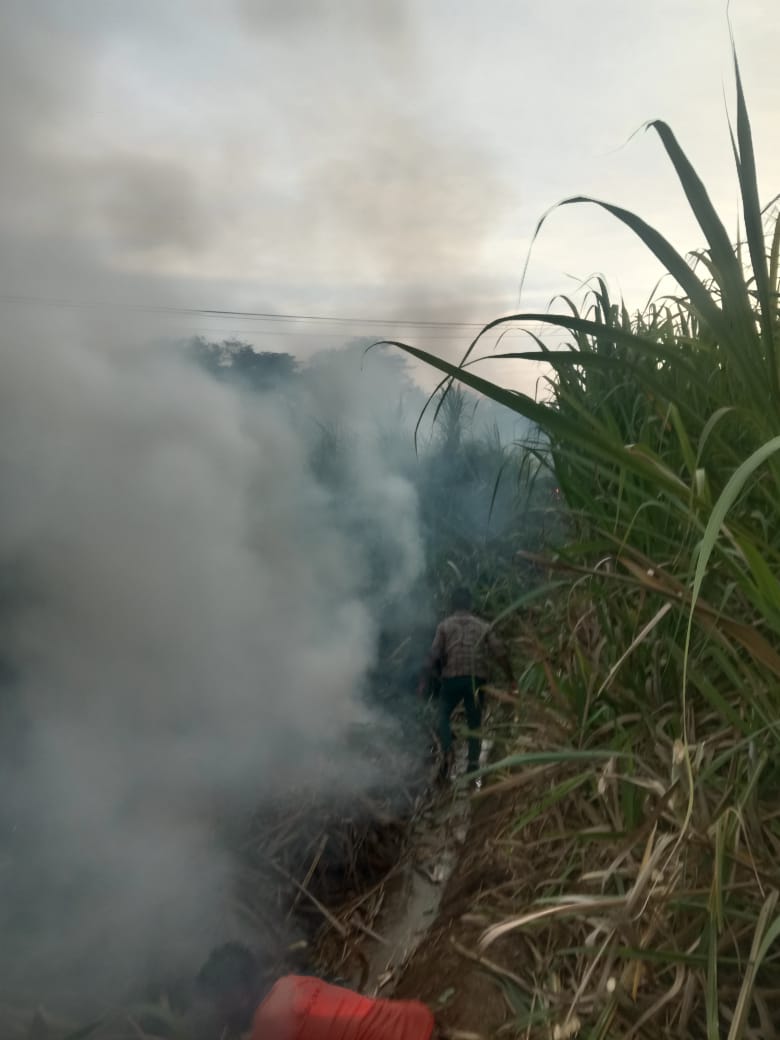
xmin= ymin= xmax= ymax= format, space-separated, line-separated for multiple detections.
xmin=0 ymin=310 xmax=427 ymax=1004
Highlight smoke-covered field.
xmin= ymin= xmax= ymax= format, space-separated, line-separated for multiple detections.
xmin=0 ymin=0 xmax=542 ymax=1006
xmin=0 ymin=294 xmax=542 ymax=1011
xmin=0 ymin=310 xmax=436 ymax=1006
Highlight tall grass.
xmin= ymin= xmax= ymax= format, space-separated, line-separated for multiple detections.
xmin=382 ymin=51 xmax=780 ymax=1038
xmin=417 ymin=384 xmax=563 ymax=614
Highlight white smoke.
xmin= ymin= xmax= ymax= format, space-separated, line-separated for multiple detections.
xmin=0 ymin=310 xmax=425 ymax=1005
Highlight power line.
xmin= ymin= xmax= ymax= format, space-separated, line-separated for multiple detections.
xmin=182 ymin=327 xmax=486 ymax=341
xmin=0 ymin=292 xmax=547 ymax=332
xmin=1 ymin=292 xmax=569 ymax=358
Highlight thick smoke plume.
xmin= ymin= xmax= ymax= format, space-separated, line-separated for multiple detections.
xmin=0 ymin=1 xmax=522 ymax=1010
xmin=0 ymin=310 xmax=425 ymax=1007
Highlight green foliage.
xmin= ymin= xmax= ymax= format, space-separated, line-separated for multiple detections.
xmin=418 ymin=385 xmax=563 ymax=614
xmin=388 ymin=57 xmax=780 ymax=736
xmin=388 ymin=50 xmax=780 ymax=1039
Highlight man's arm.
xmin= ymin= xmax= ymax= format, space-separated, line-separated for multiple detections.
xmin=417 ymin=624 xmax=444 ymax=697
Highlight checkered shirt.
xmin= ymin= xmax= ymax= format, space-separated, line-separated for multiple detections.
xmin=429 ymin=610 xmax=505 ymax=679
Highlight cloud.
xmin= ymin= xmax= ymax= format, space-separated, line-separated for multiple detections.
xmin=0 ymin=0 xmax=517 ymax=317
xmin=236 ymin=0 xmax=411 ymax=44
xmin=297 ymin=116 xmax=512 ymax=284
xmin=94 ymin=153 xmax=214 ymax=254
xmin=0 ymin=7 xmax=88 ymax=236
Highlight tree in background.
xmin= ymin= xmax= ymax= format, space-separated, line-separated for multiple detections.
xmin=188 ymin=336 xmax=298 ymax=391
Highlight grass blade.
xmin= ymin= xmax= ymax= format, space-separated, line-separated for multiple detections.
xmin=726 ymin=889 xmax=780 ymax=1040
xmin=729 ymin=41 xmax=777 ymax=396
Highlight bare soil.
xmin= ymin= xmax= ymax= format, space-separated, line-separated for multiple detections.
xmin=391 ymin=787 xmax=525 ymax=1040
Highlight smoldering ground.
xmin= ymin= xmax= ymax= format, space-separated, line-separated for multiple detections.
xmin=0 ymin=311 xmax=427 ymax=1008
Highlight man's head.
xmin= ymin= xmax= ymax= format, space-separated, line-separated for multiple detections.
xmin=450 ymin=586 xmax=472 ymax=612
xmin=196 ymin=942 xmax=260 ymax=1033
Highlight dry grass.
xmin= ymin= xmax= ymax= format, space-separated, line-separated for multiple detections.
xmin=0 ymin=779 xmax=432 ymax=1040
xmin=430 ymin=689 xmax=780 ymax=1038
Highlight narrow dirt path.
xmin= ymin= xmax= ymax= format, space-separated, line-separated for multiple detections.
xmin=341 ymin=720 xmax=499 ymax=996
xmin=357 ymin=776 xmax=471 ymax=994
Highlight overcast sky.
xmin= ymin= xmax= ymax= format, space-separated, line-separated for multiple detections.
xmin=2 ymin=1 xmax=780 ymax=392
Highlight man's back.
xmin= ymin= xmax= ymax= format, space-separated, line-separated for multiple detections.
xmin=252 ymin=975 xmax=435 ymax=1040
xmin=433 ymin=610 xmax=497 ymax=679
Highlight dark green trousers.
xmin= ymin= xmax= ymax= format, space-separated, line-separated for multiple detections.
xmin=438 ymin=675 xmax=486 ymax=773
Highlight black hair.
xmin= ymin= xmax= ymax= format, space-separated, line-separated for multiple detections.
xmin=451 ymin=586 xmax=472 ymax=611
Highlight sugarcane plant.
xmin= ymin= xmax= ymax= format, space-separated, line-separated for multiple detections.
xmin=379 ymin=47 xmax=780 ymax=1040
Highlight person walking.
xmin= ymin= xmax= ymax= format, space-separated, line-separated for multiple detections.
xmin=418 ymin=587 xmax=514 ymax=781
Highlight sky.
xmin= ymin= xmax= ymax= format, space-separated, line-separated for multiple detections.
xmin=2 ymin=0 xmax=780 ymax=392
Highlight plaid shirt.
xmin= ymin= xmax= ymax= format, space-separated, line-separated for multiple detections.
xmin=429 ymin=610 xmax=505 ymax=679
